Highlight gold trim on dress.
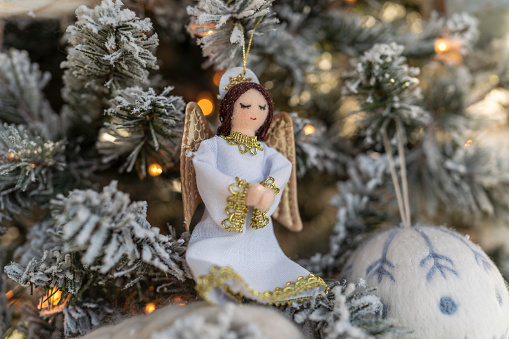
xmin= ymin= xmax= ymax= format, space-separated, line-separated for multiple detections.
xmin=251 ymin=177 xmax=280 ymax=230
xmin=221 ymin=131 xmax=263 ymax=155
xmin=196 ymin=265 xmax=329 ymax=306
xmin=221 ymin=177 xmax=251 ymax=233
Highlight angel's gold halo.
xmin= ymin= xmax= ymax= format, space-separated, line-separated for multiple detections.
xmin=219 ymin=67 xmax=259 ymax=99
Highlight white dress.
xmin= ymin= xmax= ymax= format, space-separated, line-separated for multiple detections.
xmin=186 ymin=135 xmax=327 ymax=305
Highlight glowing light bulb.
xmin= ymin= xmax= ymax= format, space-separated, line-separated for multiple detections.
xmin=40 ymin=288 xmax=62 ymax=309
xmin=303 ymin=124 xmax=316 ymax=135
xmin=213 ymin=70 xmax=225 ymax=86
xmin=197 ymin=94 xmax=214 ymax=116
xmin=188 ymin=23 xmax=215 ymax=37
xmin=145 ymin=302 xmax=156 ymax=314
xmin=435 ymin=39 xmax=449 ymax=53
xmin=464 ymin=139 xmax=473 ymax=148
xmin=5 ymin=290 xmax=13 ymax=299
xmin=148 ymin=163 xmax=163 ymax=177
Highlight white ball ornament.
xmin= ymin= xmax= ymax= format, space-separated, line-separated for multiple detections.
xmin=341 ymin=224 xmax=509 ymax=338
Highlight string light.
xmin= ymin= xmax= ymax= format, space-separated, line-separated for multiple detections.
xmin=40 ymin=288 xmax=63 ymax=309
xmin=188 ymin=23 xmax=215 ymax=37
xmin=435 ymin=39 xmax=449 ymax=53
xmin=213 ymin=70 xmax=225 ymax=86
xmin=5 ymin=290 xmax=13 ymax=299
xmin=148 ymin=163 xmax=163 ymax=177
xmin=145 ymin=302 xmax=156 ymax=314
xmin=464 ymin=139 xmax=473 ymax=148
xmin=197 ymin=92 xmax=214 ymax=116
xmin=303 ymin=124 xmax=316 ymax=135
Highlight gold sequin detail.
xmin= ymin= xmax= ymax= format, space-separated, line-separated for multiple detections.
xmin=251 ymin=177 xmax=280 ymax=230
xmin=196 ymin=265 xmax=329 ymax=306
xmin=223 ymin=74 xmax=252 ymax=91
xmin=221 ymin=177 xmax=251 ymax=233
xmin=221 ymin=131 xmax=263 ymax=155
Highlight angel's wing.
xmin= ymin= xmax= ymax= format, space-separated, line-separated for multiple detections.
xmin=265 ymin=112 xmax=303 ymax=232
xmin=180 ymin=102 xmax=215 ymax=230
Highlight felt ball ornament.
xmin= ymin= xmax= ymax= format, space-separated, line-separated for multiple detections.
xmin=341 ymin=224 xmax=509 ymax=338
xmin=79 ymin=302 xmax=306 ymax=339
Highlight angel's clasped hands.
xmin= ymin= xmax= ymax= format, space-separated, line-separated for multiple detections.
xmin=246 ymin=183 xmax=274 ymax=211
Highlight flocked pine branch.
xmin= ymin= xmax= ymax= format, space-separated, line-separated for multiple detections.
xmin=284 ymin=281 xmax=397 ymax=339
xmin=253 ymin=26 xmax=317 ymax=95
xmin=413 ymin=12 xmax=479 ymax=55
xmin=0 ymin=123 xmax=66 ymax=218
xmin=0 ymin=49 xmax=61 ymax=139
xmin=301 ymin=154 xmax=389 ymax=276
xmin=290 ymin=112 xmax=346 ymax=178
xmin=50 ymin=181 xmax=187 ymax=282
xmin=61 ymin=0 xmax=159 ymax=121
xmin=5 ymin=248 xmax=84 ymax=296
xmin=322 ymin=11 xmax=392 ymax=56
xmin=344 ymin=43 xmax=428 ymax=145
xmin=187 ymin=0 xmax=278 ymax=70
xmin=58 ymin=300 xmax=118 ymax=337
xmin=99 ymin=86 xmax=185 ymax=178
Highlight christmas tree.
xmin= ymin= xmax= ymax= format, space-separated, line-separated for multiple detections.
xmin=1 ymin=0 xmax=509 ymax=338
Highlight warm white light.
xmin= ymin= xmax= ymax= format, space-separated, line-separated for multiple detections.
xmin=303 ymin=124 xmax=316 ymax=135
xmin=148 ymin=163 xmax=163 ymax=177
xmin=197 ymin=95 xmax=214 ymax=116
xmin=145 ymin=302 xmax=156 ymax=314
xmin=435 ymin=39 xmax=450 ymax=53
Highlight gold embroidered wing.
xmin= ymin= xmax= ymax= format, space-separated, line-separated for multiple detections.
xmin=180 ymin=102 xmax=215 ymax=231
xmin=265 ymin=112 xmax=303 ymax=232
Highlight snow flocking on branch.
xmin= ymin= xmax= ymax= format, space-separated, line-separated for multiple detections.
xmin=287 ymin=281 xmax=395 ymax=339
xmin=61 ymin=0 xmax=159 ymax=116
xmin=50 ymin=181 xmax=187 ymax=281
xmin=301 ymin=154 xmax=389 ymax=276
xmin=0 ymin=49 xmax=60 ymax=139
xmin=187 ymin=0 xmax=278 ymax=70
xmin=99 ymin=86 xmax=185 ymax=177
xmin=344 ymin=42 xmax=429 ymax=145
xmin=0 ymin=123 xmax=66 ymax=217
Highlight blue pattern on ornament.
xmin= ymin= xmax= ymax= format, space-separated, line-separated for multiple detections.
xmin=366 ymin=228 xmax=398 ymax=283
xmin=425 ymin=225 xmax=492 ymax=271
xmin=439 ymin=296 xmax=458 ymax=315
xmin=416 ymin=228 xmax=458 ymax=282
xmin=497 ymin=290 xmax=503 ymax=306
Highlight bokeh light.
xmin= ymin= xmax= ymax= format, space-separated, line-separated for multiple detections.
xmin=304 ymin=124 xmax=316 ymax=135
xmin=148 ymin=163 xmax=163 ymax=177
xmin=197 ymin=92 xmax=214 ymax=116
xmin=435 ymin=39 xmax=449 ymax=53
xmin=145 ymin=302 xmax=156 ymax=314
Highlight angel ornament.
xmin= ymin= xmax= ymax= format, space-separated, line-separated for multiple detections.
xmin=181 ymin=67 xmax=328 ymax=305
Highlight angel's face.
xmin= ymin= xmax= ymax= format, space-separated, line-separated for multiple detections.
xmin=231 ymin=89 xmax=268 ymax=137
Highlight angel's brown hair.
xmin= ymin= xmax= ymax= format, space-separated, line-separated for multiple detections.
xmin=217 ymin=82 xmax=274 ymax=141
